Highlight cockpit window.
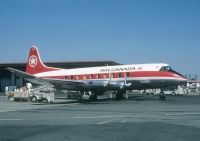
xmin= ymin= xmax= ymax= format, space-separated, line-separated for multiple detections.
xmin=159 ymin=66 xmax=171 ymax=71
xmin=160 ymin=65 xmax=186 ymax=78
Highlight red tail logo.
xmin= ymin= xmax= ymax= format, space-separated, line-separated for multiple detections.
xmin=29 ymin=55 xmax=38 ymax=68
xmin=26 ymin=46 xmax=58 ymax=74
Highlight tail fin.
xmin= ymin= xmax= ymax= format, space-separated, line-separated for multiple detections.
xmin=26 ymin=46 xmax=58 ymax=75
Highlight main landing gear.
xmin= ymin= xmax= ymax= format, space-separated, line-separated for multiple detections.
xmin=116 ymin=90 xmax=124 ymax=100
xmin=159 ymin=91 xmax=166 ymax=101
xmin=89 ymin=94 xmax=97 ymax=101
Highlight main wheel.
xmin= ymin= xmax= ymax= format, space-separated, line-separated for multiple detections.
xmin=89 ymin=94 xmax=97 ymax=101
xmin=116 ymin=90 xmax=124 ymax=100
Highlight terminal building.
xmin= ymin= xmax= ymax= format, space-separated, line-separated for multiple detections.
xmin=0 ymin=61 xmax=120 ymax=92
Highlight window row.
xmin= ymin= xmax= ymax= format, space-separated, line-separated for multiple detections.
xmin=65 ymin=72 xmax=130 ymax=80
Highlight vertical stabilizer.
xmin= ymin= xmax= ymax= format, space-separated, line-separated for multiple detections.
xmin=26 ymin=46 xmax=58 ymax=75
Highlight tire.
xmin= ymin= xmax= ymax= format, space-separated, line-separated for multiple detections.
xmin=9 ymin=97 xmax=14 ymax=102
xmin=171 ymin=92 xmax=176 ymax=95
xmin=159 ymin=94 xmax=166 ymax=101
xmin=42 ymin=98 xmax=48 ymax=103
xmin=116 ymin=90 xmax=124 ymax=100
xmin=31 ymin=96 xmax=37 ymax=102
xmin=89 ymin=95 xmax=97 ymax=101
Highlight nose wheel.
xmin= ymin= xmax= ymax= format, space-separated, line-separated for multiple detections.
xmin=159 ymin=91 xmax=166 ymax=101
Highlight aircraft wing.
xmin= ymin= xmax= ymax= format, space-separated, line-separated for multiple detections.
xmin=6 ymin=67 xmax=86 ymax=89
xmin=6 ymin=67 xmax=36 ymax=78
xmin=6 ymin=67 xmax=132 ymax=90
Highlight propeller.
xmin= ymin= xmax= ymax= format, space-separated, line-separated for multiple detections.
xmin=104 ymin=72 xmax=132 ymax=89
xmin=120 ymin=73 xmax=132 ymax=89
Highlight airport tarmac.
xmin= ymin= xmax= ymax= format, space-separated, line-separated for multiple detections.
xmin=0 ymin=95 xmax=200 ymax=141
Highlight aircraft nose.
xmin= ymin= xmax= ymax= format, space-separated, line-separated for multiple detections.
xmin=174 ymin=73 xmax=187 ymax=82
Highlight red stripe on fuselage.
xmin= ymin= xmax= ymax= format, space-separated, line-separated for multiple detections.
xmin=130 ymin=71 xmax=174 ymax=77
xmin=41 ymin=71 xmax=179 ymax=80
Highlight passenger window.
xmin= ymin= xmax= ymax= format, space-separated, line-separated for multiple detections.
xmin=90 ymin=75 xmax=93 ymax=79
xmin=119 ymin=73 xmax=122 ymax=78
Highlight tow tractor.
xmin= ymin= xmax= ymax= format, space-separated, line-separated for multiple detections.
xmin=7 ymin=83 xmax=55 ymax=103
xmin=29 ymin=84 xmax=55 ymax=103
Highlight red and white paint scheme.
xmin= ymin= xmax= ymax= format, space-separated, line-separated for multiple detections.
xmin=8 ymin=46 xmax=187 ymax=100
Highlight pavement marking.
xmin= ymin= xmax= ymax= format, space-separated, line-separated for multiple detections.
xmin=0 ymin=115 xmax=128 ymax=121
xmin=0 ymin=115 xmax=131 ymax=122
xmin=165 ymin=113 xmax=200 ymax=116
xmin=73 ymin=115 xmax=128 ymax=119
xmin=0 ymin=119 xmax=23 ymax=121
xmin=98 ymin=120 xmax=113 ymax=125
xmin=0 ymin=102 xmax=79 ymax=113
xmin=121 ymin=120 xmax=127 ymax=123
xmin=0 ymin=115 xmax=141 ymax=122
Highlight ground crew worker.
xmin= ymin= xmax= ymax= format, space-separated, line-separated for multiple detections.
xmin=5 ymin=86 xmax=9 ymax=102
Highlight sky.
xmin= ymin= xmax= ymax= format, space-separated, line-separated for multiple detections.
xmin=0 ymin=0 xmax=200 ymax=76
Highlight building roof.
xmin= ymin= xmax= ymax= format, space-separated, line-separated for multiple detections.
xmin=0 ymin=60 xmax=121 ymax=71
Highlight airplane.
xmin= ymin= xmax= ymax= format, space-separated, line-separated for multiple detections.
xmin=7 ymin=46 xmax=187 ymax=101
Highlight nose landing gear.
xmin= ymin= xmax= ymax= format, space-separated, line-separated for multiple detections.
xmin=159 ymin=91 xmax=166 ymax=101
